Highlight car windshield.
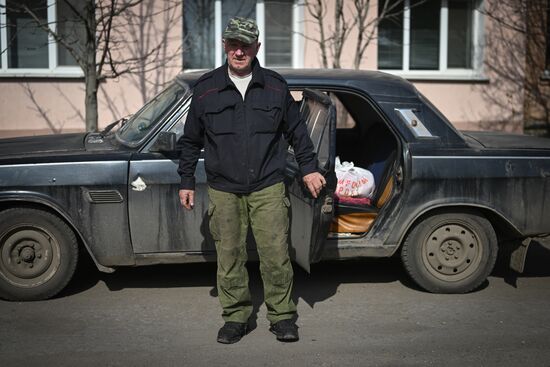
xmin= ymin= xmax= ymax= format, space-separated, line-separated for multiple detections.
xmin=116 ymin=79 xmax=190 ymax=146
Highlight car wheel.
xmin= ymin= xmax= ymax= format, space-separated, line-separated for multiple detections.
xmin=401 ymin=211 xmax=498 ymax=294
xmin=0 ymin=208 xmax=78 ymax=301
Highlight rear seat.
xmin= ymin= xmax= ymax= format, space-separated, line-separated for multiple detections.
xmin=331 ymin=123 xmax=397 ymax=233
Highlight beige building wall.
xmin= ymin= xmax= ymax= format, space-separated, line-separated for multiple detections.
xmin=0 ymin=79 xmax=84 ymax=137
xmin=0 ymin=0 xmax=529 ymax=137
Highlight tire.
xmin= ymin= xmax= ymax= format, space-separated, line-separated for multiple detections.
xmin=401 ymin=211 xmax=498 ymax=294
xmin=0 ymin=208 xmax=78 ymax=301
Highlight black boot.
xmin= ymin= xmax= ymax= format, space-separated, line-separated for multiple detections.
xmin=217 ymin=322 xmax=248 ymax=344
xmin=269 ymin=319 xmax=299 ymax=342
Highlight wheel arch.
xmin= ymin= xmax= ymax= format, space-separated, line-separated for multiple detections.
xmin=0 ymin=193 xmax=114 ymax=273
xmin=396 ymin=203 xmax=524 ymax=251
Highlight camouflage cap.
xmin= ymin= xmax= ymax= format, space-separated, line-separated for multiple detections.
xmin=223 ymin=17 xmax=259 ymax=44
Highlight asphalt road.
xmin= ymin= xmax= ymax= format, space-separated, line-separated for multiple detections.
xmin=1 ymin=239 xmax=550 ymax=367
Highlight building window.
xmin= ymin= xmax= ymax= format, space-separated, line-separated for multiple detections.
xmin=182 ymin=0 xmax=302 ymax=70
xmin=6 ymin=0 xmax=49 ymax=68
xmin=265 ymin=0 xmax=294 ymax=67
xmin=222 ymin=0 xmax=256 ymax=32
xmin=378 ymin=0 xmax=482 ymax=78
xmin=378 ymin=0 xmax=403 ymax=69
xmin=56 ymin=0 xmax=86 ymax=67
xmin=447 ymin=0 xmax=473 ymax=68
xmin=409 ymin=0 xmax=440 ymax=70
xmin=0 ymin=0 xmax=84 ymax=76
xmin=182 ymin=0 xmax=216 ymax=69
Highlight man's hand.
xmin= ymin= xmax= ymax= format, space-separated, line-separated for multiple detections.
xmin=303 ymin=172 xmax=326 ymax=199
xmin=179 ymin=189 xmax=195 ymax=210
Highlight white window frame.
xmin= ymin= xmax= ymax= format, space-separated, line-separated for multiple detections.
xmin=0 ymin=0 xmax=83 ymax=78
xmin=379 ymin=0 xmax=486 ymax=81
xmin=211 ymin=0 xmax=303 ymax=69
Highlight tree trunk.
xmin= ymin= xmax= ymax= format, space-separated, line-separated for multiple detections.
xmin=353 ymin=0 xmax=368 ymax=69
xmin=84 ymin=0 xmax=98 ymax=132
xmin=309 ymin=0 xmax=329 ymax=68
xmin=85 ymin=71 xmax=99 ymax=132
xmin=353 ymin=0 xmax=365 ymax=69
xmin=332 ymin=0 xmax=343 ymax=68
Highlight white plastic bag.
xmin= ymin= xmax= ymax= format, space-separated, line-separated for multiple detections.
xmin=335 ymin=157 xmax=375 ymax=198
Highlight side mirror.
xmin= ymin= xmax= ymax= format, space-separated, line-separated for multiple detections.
xmin=150 ymin=131 xmax=177 ymax=152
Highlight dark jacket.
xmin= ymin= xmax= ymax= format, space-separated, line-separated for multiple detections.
xmin=178 ymin=59 xmax=317 ymax=194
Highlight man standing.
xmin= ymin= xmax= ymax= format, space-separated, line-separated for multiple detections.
xmin=178 ymin=17 xmax=325 ymax=344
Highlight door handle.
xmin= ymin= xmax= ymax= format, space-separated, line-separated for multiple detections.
xmin=321 ymin=196 xmax=333 ymax=214
xmin=131 ymin=176 xmax=147 ymax=191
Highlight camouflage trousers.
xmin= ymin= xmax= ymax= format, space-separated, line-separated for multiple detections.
xmin=208 ymin=182 xmax=297 ymax=324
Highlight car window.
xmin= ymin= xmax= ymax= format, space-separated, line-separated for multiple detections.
xmin=299 ymin=89 xmax=334 ymax=169
xmin=116 ymin=80 xmax=190 ymax=146
xmin=291 ymin=89 xmax=356 ymax=130
xmin=157 ymin=93 xmax=192 ymax=144
xmin=329 ymin=93 xmax=356 ymax=129
xmin=167 ymin=108 xmax=189 ymax=140
xmin=170 ymin=113 xmax=187 ymax=139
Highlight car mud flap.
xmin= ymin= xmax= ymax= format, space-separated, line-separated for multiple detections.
xmin=508 ymin=237 xmax=531 ymax=273
xmin=96 ymin=264 xmax=116 ymax=273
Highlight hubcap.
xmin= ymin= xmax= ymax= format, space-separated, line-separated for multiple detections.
xmin=0 ymin=226 xmax=61 ymax=287
xmin=21 ymin=246 xmax=36 ymax=262
xmin=422 ymin=223 xmax=483 ymax=281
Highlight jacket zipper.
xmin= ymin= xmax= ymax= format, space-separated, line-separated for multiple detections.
xmin=244 ymin=99 xmax=250 ymax=188
xmin=243 ymin=82 xmax=253 ymax=190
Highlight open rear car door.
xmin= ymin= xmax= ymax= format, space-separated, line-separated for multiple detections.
xmin=286 ymin=89 xmax=336 ymax=272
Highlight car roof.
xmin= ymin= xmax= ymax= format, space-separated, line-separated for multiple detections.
xmin=177 ymin=68 xmax=418 ymax=100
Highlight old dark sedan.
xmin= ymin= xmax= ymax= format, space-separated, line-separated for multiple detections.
xmin=1 ymin=69 xmax=549 ymax=301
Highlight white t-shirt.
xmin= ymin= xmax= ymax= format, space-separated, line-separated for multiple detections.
xmin=228 ymin=70 xmax=252 ymax=100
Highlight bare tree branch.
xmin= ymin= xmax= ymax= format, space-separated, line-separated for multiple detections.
xmin=60 ymin=0 xmax=90 ymax=29
xmin=330 ymin=0 xmax=356 ymax=68
xmin=306 ymin=0 xmax=329 ymax=68
xmin=478 ymin=0 xmax=550 ymax=135
xmin=479 ymin=0 xmax=529 ymax=34
xmin=97 ymin=0 xmax=115 ymax=77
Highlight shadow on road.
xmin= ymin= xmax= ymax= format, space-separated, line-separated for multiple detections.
xmin=523 ymin=240 xmax=550 ymax=276
xmin=58 ymin=255 xmax=410 ymax=302
xmin=492 ymin=239 xmax=550 ymax=287
xmin=58 ymin=239 xmax=550 ymax=305
xmin=296 ymin=257 xmax=417 ymax=306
